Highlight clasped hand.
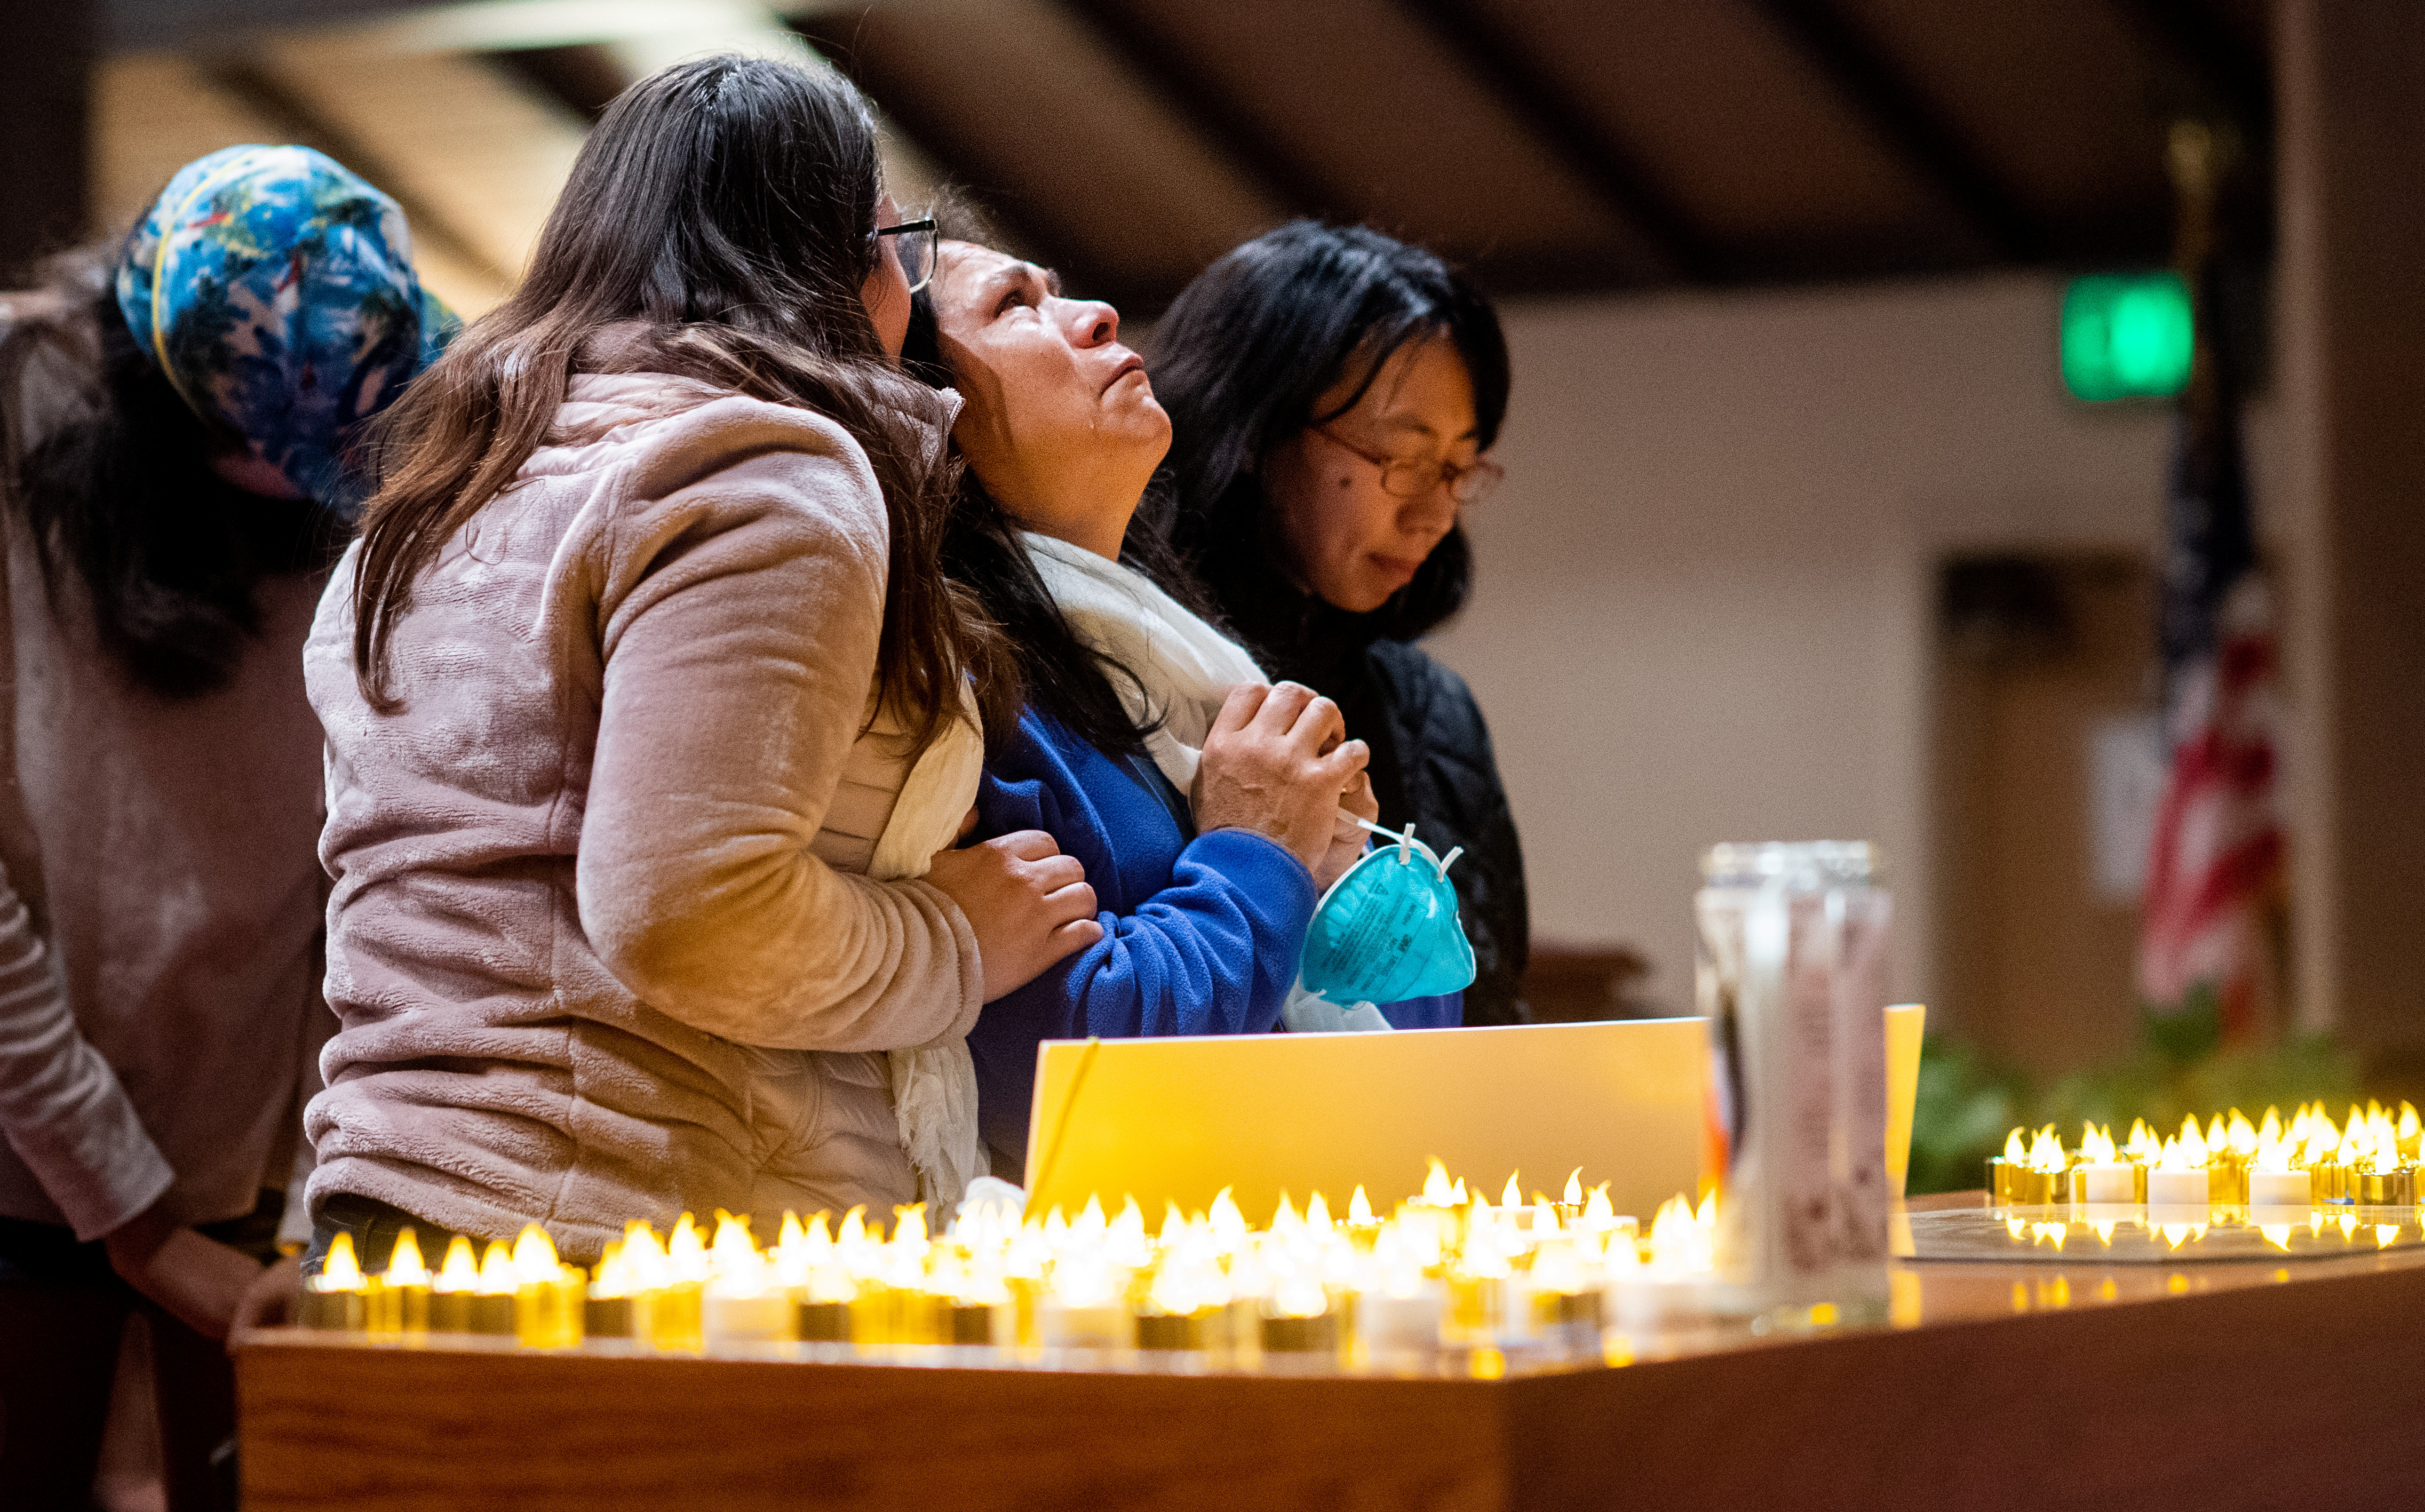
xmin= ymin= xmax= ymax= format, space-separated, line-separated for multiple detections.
xmin=1194 ymin=682 xmax=1373 ymax=892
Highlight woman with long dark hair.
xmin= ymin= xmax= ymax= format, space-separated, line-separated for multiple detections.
xmin=1152 ymin=222 xmax=1531 ymax=1026
xmin=907 ymin=239 xmax=1458 ymax=1175
xmin=301 ymin=55 xmax=1099 ymax=1275
xmin=0 ymin=146 xmax=451 ymax=1509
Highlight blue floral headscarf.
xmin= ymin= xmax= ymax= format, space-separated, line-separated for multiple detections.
xmin=114 ymin=145 xmax=459 ymax=517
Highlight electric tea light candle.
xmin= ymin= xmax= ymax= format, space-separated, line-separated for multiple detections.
xmin=281 ymin=1159 xmax=1712 ymax=1369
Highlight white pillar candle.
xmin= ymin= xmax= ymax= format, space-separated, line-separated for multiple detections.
xmin=2145 ymin=1167 xmax=2211 ymax=1223
xmin=702 ymin=1288 xmax=792 ymax=1345
xmin=2076 ymin=1163 xmax=2136 ymax=1204
xmin=1036 ymin=1299 xmax=1128 ymax=1349
xmin=1357 ymin=1286 xmax=1443 ymax=1353
xmin=2248 ymin=1169 xmax=2312 ymax=1213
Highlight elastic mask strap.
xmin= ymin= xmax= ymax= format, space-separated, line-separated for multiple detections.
xmin=1351 ymin=817 xmax=1462 ymax=879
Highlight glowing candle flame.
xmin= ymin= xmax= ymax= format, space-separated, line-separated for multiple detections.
xmin=2002 ymin=1127 xmax=2027 ymax=1164
xmin=386 ymin=1228 xmax=428 ymax=1287
xmin=2253 ymin=1125 xmax=2294 ymax=1174
xmin=321 ymin=1230 xmax=363 ymax=1291
xmin=1499 ymin=1173 xmax=1523 ymax=1211
xmin=1449 ymin=1178 xmax=1469 ymax=1205
xmin=1208 ymin=1189 xmax=1247 ymax=1255
xmin=590 ymin=1241 xmax=628 ymax=1298
xmin=1563 ymin=1168 xmax=1584 ymax=1206
xmin=1304 ymin=1191 xmax=1333 ymax=1231
xmin=435 ymin=1235 xmax=481 ymax=1292
xmin=617 ymin=1223 xmax=667 ymax=1289
xmin=477 ymin=1240 xmax=516 ymax=1295
xmin=2026 ymin=1125 xmax=2065 ymax=1172
xmin=1348 ymin=1186 xmax=1375 ymax=1225
xmin=512 ymin=1224 xmax=560 ymax=1287
xmin=2077 ymin=1123 xmax=2117 ymax=1164
xmin=1050 ymin=1251 xmax=1116 ymax=1309
xmin=1421 ymin=1159 xmax=1454 ymax=1206
xmin=1271 ymin=1191 xmax=1302 ymax=1235
xmin=2225 ymin=1109 xmax=2257 ymax=1157
xmin=669 ymin=1213 xmax=709 ymax=1282
xmin=2124 ymin=1119 xmax=2161 ymax=1163
xmin=1107 ymin=1196 xmax=1151 ymax=1268
xmin=1159 ymin=1201 xmax=1186 ymax=1249
xmin=1582 ymin=1185 xmax=1615 ymax=1228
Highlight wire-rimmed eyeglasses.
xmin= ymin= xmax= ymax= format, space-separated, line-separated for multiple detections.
xmin=1310 ymin=424 xmax=1505 ymax=507
xmin=874 ymin=213 xmax=939 ymax=294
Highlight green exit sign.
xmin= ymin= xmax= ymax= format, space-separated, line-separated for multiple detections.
xmin=2061 ymin=272 xmax=2193 ymax=401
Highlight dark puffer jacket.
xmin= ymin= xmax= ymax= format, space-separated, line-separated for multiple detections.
xmin=1220 ymin=581 xmax=1531 ymax=1026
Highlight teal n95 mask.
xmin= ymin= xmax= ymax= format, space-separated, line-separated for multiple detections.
xmin=1297 ymin=821 xmax=1477 ymax=1006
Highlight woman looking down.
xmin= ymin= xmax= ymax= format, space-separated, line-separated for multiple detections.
xmin=907 ymin=240 xmax=1460 ymax=1176
xmin=303 ymin=58 xmax=1096 ymax=1272
xmin=1154 ymin=224 xmax=1531 ymax=1026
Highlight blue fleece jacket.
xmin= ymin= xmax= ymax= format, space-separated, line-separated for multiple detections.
xmin=968 ymin=710 xmax=1460 ymax=1169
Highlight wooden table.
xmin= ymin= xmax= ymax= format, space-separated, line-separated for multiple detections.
xmin=236 ymin=1195 xmax=2425 ymax=1511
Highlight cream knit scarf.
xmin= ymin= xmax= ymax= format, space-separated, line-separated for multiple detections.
xmin=1018 ymin=531 xmax=1265 ymax=794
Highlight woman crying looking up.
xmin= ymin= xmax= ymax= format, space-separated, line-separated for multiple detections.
xmin=906 ymin=240 xmax=1462 ymax=1177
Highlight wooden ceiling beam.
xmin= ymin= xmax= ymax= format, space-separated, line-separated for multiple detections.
xmin=1051 ymin=0 xmax=1333 ymax=222
xmin=1751 ymin=0 xmax=2043 ymax=263
xmin=1390 ymin=0 xmax=1718 ymax=285
xmin=785 ymin=13 xmax=1141 ymax=308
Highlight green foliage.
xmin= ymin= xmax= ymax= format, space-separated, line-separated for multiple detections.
xmin=1903 ymin=1026 xmax=2361 ymax=1196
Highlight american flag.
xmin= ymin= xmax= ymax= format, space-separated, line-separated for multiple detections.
xmin=2136 ymin=322 xmax=2285 ymax=1040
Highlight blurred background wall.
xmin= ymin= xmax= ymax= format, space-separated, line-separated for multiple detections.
xmin=1438 ymin=275 xmax=2286 ymax=1028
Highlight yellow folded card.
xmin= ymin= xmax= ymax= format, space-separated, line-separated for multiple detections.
xmin=1023 ymin=1018 xmax=1710 ymax=1225
xmin=1022 ymin=1005 xmax=1927 ymax=1223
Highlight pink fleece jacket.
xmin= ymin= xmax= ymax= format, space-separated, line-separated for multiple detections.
xmin=304 ymin=373 xmax=983 ymax=1261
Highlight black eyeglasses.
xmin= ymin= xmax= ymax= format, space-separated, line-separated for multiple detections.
xmin=874 ymin=214 xmax=939 ymax=293
xmin=1310 ymin=424 xmax=1505 ymax=507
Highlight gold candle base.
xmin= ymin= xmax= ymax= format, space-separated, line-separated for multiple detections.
xmin=294 ymin=1286 xmax=365 ymax=1331
xmin=1260 ymin=1314 xmax=1338 ymax=1354
xmin=584 ymin=1296 xmax=634 ymax=1338
xmin=516 ymin=1272 xmax=585 ymax=1349
xmin=796 ymin=1300 xmax=852 ymax=1342
xmin=638 ymin=1282 xmax=703 ymax=1350
xmin=468 ymin=1294 xmax=515 ymax=1336
xmin=1532 ymin=1289 xmax=1603 ymax=1334
xmin=948 ymin=1302 xmax=1001 ymax=1346
xmin=427 ymin=1290 xmax=475 ymax=1333
xmin=1135 ymin=1311 xmax=1206 ymax=1351
xmin=365 ymin=1281 xmax=428 ymax=1338
xmin=2356 ymin=1168 xmax=2416 ymax=1207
